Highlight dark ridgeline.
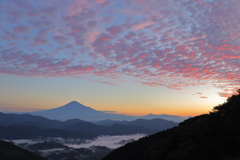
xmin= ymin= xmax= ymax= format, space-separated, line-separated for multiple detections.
xmin=102 ymin=91 xmax=240 ymax=160
xmin=0 ymin=140 xmax=46 ymax=160
xmin=0 ymin=120 xmax=153 ymax=139
xmin=94 ymin=118 xmax=178 ymax=133
xmin=0 ymin=111 xmax=179 ymax=138
xmin=0 ymin=124 xmax=95 ymax=140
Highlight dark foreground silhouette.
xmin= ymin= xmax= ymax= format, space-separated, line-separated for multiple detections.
xmin=0 ymin=140 xmax=46 ymax=160
xmin=102 ymin=92 xmax=240 ymax=160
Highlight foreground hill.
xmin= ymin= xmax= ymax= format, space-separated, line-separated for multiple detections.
xmin=0 ymin=140 xmax=46 ymax=160
xmin=103 ymin=93 xmax=240 ymax=160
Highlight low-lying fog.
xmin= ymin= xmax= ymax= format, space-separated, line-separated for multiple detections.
xmin=8 ymin=134 xmax=146 ymax=149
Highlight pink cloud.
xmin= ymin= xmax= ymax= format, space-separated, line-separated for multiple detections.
xmin=99 ymin=1 xmax=112 ymax=8
xmin=96 ymin=0 xmax=107 ymax=3
xmin=41 ymin=6 xmax=59 ymax=17
xmin=28 ymin=9 xmax=40 ymax=17
xmin=133 ymin=21 xmax=154 ymax=30
xmin=106 ymin=26 xmax=123 ymax=35
xmin=218 ymin=87 xmax=240 ymax=98
xmin=29 ymin=19 xmax=53 ymax=28
xmin=9 ymin=43 xmax=16 ymax=46
xmin=87 ymin=21 xmax=99 ymax=28
xmin=33 ymin=36 xmax=48 ymax=46
xmin=65 ymin=65 xmax=94 ymax=74
xmin=68 ymin=1 xmax=90 ymax=16
xmin=1 ymin=0 xmax=240 ymax=95
xmin=11 ymin=0 xmax=34 ymax=9
xmin=6 ymin=10 xmax=24 ymax=24
xmin=38 ymin=28 xmax=52 ymax=37
xmin=70 ymin=25 xmax=87 ymax=33
xmin=92 ymin=33 xmax=113 ymax=47
xmin=87 ymin=30 xmax=100 ymax=42
xmin=200 ymin=96 xmax=207 ymax=99
xmin=13 ymin=25 xmax=31 ymax=33
xmin=53 ymin=36 xmax=68 ymax=44
xmin=125 ymin=31 xmax=137 ymax=40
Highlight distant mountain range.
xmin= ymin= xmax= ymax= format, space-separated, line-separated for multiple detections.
xmin=0 ymin=112 xmax=154 ymax=137
xmin=24 ymin=101 xmax=188 ymax=122
xmin=0 ymin=111 xmax=179 ymax=139
xmin=140 ymin=113 xmax=189 ymax=122
xmin=94 ymin=118 xmax=178 ymax=133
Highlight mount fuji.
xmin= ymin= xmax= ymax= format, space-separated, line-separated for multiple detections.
xmin=29 ymin=101 xmax=138 ymax=121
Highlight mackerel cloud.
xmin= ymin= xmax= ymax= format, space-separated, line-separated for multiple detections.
xmin=1 ymin=0 xmax=240 ymax=96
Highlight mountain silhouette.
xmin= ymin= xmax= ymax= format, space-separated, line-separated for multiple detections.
xmin=63 ymin=122 xmax=153 ymax=136
xmin=102 ymin=92 xmax=240 ymax=160
xmin=29 ymin=101 xmax=138 ymax=121
xmin=26 ymin=101 xmax=188 ymax=122
xmin=140 ymin=114 xmax=190 ymax=122
xmin=94 ymin=118 xmax=178 ymax=133
xmin=0 ymin=112 xmax=62 ymax=129
xmin=0 ymin=112 xmax=154 ymax=137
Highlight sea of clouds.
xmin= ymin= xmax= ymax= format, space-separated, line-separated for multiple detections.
xmin=8 ymin=134 xmax=146 ymax=149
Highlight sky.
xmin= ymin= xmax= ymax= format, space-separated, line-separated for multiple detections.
xmin=0 ymin=0 xmax=240 ymax=117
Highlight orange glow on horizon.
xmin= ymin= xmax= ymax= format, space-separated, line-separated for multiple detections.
xmin=116 ymin=110 xmax=209 ymax=117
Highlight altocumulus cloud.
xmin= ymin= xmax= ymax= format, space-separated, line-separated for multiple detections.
xmin=1 ymin=0 xmax=240 ymax=96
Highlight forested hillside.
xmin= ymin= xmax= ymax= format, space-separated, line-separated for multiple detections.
xmin=103 ymin=91 xmax=240 ymax=160
xmin=0 ymin=140 xmax=46 ymax=160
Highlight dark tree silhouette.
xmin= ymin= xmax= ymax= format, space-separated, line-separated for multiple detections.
xmin=103 ymin=91 xmax=240 ymax=160
xmin=237 ymin=89 xmax=240 ymax=94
